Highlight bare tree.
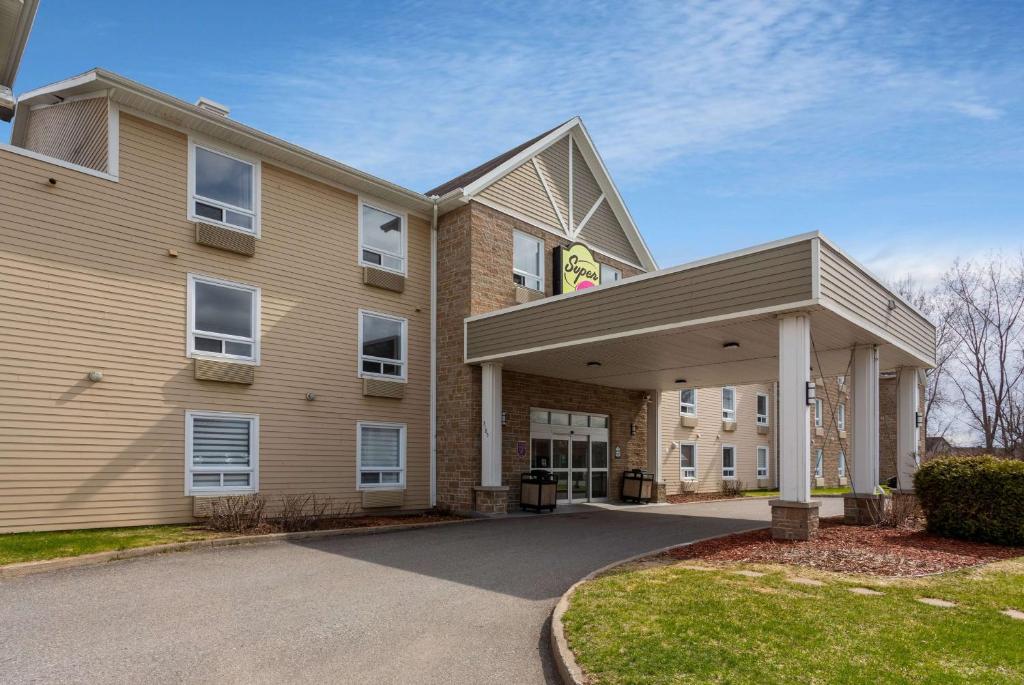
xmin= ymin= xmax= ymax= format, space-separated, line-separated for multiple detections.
xmin=941 ymin=254 xmax=1024 ymax=451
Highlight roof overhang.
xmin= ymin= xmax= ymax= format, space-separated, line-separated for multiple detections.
xmin=464 ymin=232 xmax=936 ymax=391
xmin=11 ymin=69 xmax=434 ymax=214
xmin=0 ymin=0 xmax=38 ymax=120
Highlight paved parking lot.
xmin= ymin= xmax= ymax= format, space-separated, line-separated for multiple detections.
xmin=0 ymin=498 xmax=842 ymax=684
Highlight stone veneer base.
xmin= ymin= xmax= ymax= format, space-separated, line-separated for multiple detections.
xmin=769 ymin=499 xmax=821 ymax=541
xmin=843 ymin=493 xmax=888 ymax=525
xmin=473 ymin=485 xmax=510 ymax=515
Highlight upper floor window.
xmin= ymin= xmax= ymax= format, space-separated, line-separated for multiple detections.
xmin=600 ymin=263 xmax=621 ymax=283
xmin=358 ymin=421 xmax=406 ymax=489
xmin=679 ymin=388 xmax=697 ymax=416
xmin=189 ymin=142 xmax=258 ymax=233
xmin=513 ymin=231 xmax=543 ymax=291
xmin=187 ymin=274 xmax=260 ymax=363
xmin=837 ymin=403 xmax=846 ymax=431
xmin=679 ymin=442 xmax=697 ymax=480
xmin=756 ymin=393 xmax=769 ymax=426
xmin=186 ymin=410 xmax=258 ymax=494
xmin=360 ymin=202 xmax=406 ymax=273
xmin=359 ymin=311 xmax=407 ymax=380
xmin=814 ymin=398 xmax=824 ymax=427
xmin=722 ymin=387 xmax=736 ymax=421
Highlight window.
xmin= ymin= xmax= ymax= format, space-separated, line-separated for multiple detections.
xmin=513 ymin=231 xmax=543 ymax=291
xmin=837 ymin=374 xmax=846 ymax=388
xmin=722 ymin=445 xmax=736 ymax=478
xmin=722 ymin=387 xmax=736 ymax=421
xmin=756 ymin=393 xmax=769 ymax=426
xmin=189 ymin=142 xmax=258 ymax=233
xmin=359 ymin=311 xmax=407 ymax=380
xmin=600 ymin=263 xmax=621 ymax=283
xmin=187 ymin=275 xmax=259 ymax=362
xmin=837 ymin=403 xmax=846 ymax=431
xmin=680 ymin=442 xmax=697 ymax=480
xmin=815 ymin=448 xmax=824 ymax=478
xmin=186 ymin=411 xmax=258 ymax=494
xmin=838 ymin=450 xmax=846 ymax=478
xmin=679 ymin=388 xmax=697 ymax=416
xmin=357 ymin=422 xmax=406 ymax=489
xmin=360 ymin=202 xmax=406 ymax=273
xmin=814 ymin=398 xmax=824 ymax=427
xmin=756 ymin=446 xmax=769 ymax=478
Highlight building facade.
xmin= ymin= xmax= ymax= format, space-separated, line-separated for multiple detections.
xmin=0 ymin=69 xmax=931 ymax=533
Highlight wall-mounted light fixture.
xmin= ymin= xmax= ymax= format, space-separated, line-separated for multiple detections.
xmin=915 ymin=411 xmax=922 ymax=428
xmin=630 ymin=423 xmax=637 ymax=436
xmin=501 ymin=411 xmax=508 ymax=426
xmin=806 ymin=381 xmax=816 ymax=406
xmin=87 ymin=371 xmax=103 ymax=382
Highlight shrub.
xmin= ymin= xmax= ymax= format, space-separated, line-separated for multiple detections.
xmin=207 ymin=494 xmax=267 ymax=533
xmin=915 ymin=455 xmax=1024 ymax=546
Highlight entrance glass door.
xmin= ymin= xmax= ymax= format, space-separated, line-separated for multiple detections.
xmin=570 ymin=435 xmax=589 ymax=502
xmin=530 ymin=409 xmax=610 ymax=504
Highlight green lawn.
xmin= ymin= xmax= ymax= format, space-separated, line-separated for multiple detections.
xmin=742 ymin=486 xmax=852 ymax=497
xmin=563 ymin=559 xmax=1024 ymax=684
xmin=0 ymin=525 xmax=219 ymax=566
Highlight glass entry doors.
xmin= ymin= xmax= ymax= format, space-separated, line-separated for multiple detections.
xmin=530 ymin=409 xmax=609 ymax=503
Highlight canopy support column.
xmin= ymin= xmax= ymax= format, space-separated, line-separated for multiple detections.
xmin=474 ymin=362 xmax=508 ymax=514
xmin=845 ymin=345 xmax=884 ymax=524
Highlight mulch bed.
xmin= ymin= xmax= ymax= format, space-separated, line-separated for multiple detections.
xmin=666 ymin=492 xmax=744 ymax=504
xmin=663 ymin=518 xmax=1024 ymax=576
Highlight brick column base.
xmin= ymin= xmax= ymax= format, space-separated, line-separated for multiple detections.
xmin=843 ymin=493 xmax=887 ymax=525
xmin=769 ymin=499 xmax=820 ymax=540
xmin=473 ymin=486 xmax=509 ymax=515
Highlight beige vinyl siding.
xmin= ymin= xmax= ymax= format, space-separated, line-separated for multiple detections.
xmin=571 ymin=141 xmax=602 ymax=230
xmin=818 ymin=241 xmax=935 ymax=366
xmin=22 ymin=96 xmax=109 ymax=172
xmin=477 ymin=157 xmax=563 ymax=230
xmin=576 ymin=198 xmax=640 ymax=265
xmin=0 ymin=113 xmax=431 ymax=532
xmin=467 ymin=239 xmax=814 ymax=361
xmin=659 ymin=386 xmax=776 ymax=494
xmin=534 ymin=136 xmax=570 ymax=222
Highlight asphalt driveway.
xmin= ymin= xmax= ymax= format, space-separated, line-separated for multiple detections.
xmin=0 ymin=498 xmax=841 ymax=684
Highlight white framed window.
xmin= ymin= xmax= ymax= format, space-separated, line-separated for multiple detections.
xmin=513 ymin=230 xmax=543 ymax=291
xmin=838 ymin=450 xmax=846 ymax=478
xmin=722 ymin=445 xmax=736 ymax=479
xmin=814 ymin=398 xmax=824 ymax=427
xmin=188 ymin=140 xmax=259 ymax=234
xmin=600 ymin=263 xmax=621 ymax=283
xmin=756 ymin=392 xmax=769 ymax=426
xmin=187 ymin=274 xmax=260 ymax=363
xmin=756 ymin=446 xmax=769 ymax=478
xmin=722 ymin=387 xmax=736 ymax=421
xmin=815 ymin=448 xmax=824 ymax=478
xmin=679 ymin=442 xmax=697 ymax=480
xmin=357 ymin=421 xmax=406 ymax=489
xmin=359 ymin=310 xmax=407 ymax=380
xmin=679 ymin=388 xmax=697 ymax=416
xmin=185 ymin=410 xmax=258 ymax=494
xmin=837 ymin=403 xmax=846 ymax=431
xmin=359 ymin=200 xmax=407 ymax=274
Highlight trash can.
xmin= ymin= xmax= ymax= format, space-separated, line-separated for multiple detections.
xmin=521 ymin=470 xmax=558 ymax=512
xmin=621 ymin=469 xmax=654 ymax=503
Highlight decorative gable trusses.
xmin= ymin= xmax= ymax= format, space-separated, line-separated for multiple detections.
xmin=453 ymin=118 xmax=657 ymax=271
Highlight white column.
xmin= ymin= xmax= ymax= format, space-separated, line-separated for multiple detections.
xmin=480 ymin=362 xmax=503 ymax=487
xmin=851 ymin=346 xmax=880 ymax=494
xmin=896 ymin=367 xmax=921 ymax=491
xmin=647 ymin=390 xmax=662 ymax=481
xmin=778 ymin=314 xmax=811 ymax=503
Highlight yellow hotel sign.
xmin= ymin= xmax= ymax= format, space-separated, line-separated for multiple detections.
xmin=554 ymin=243 xmax=600 ymax=294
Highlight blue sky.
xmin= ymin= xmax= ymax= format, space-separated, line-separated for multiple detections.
xmin=6 ymin=0 xmax=1023 ymax=283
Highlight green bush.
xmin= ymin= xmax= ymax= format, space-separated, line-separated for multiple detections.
xmin=915 ymin=455 xmax=1024 ymax=546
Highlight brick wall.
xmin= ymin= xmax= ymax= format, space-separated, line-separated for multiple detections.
xmin=435 ymin=200 xmax=645 ymax=511
xmin=810 ymin=376 xmax=851 ymax=488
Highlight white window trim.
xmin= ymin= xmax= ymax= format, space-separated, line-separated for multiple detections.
xmin=756 ymin=392 xmax=769 ymax=426
xmin=679 ymin=441 xmax=698 ymax=480
xmin=186 ymin=274 xmax=261 ymax=364
xmin=358 ymin=309 xmax=408 ymax=382
xmin=756 ymin=445 xmax=769 ymax=478
xmin=837 ymin=403 xmax=846 ymax=431
xmin=679 ymin=387 xmax=697 ymax=417
xmin=187 ymin=138 xmax=262 ymax=236
xmin=185 ymin=410 xmax=259 ymax=495
xmin=722 ymin=444 xmax=736 ymax=479
xmin=512 ymin=229 xmax=544 ymax=292
xmin=814 ymin=398 xmax=824 ymax=427
xmin=815 ymin=448 xmax=824 ymax=478
xmin=358 ymin=197 xmax=409 ymax=275
xmin=356 ymin=421 xmax=407 ymax=490
xmin=722 ymin=387 xmax=736 ymax=422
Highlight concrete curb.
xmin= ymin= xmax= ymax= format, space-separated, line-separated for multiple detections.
xmin=0 ymin=516 xmax=480 ymax=580
xmin=549 ymin=525 xmax=770 ymax=685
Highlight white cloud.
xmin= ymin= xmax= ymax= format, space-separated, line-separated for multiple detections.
xmin=949 ymin=100 xmax=1002 ymax=120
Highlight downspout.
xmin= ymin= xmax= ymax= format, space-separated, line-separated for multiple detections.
xmin=429 ymin=197 xmax=439 ymax=507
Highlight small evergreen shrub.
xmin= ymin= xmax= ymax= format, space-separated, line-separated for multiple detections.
xmin=915 ymin=456 xmax=1024 ymax=546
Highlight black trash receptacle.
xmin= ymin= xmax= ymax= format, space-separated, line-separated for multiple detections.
xmin=521 ymin=470 xmax=558 ymax=512
xmin=621 ymin=469 xmax=654 ymax=503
